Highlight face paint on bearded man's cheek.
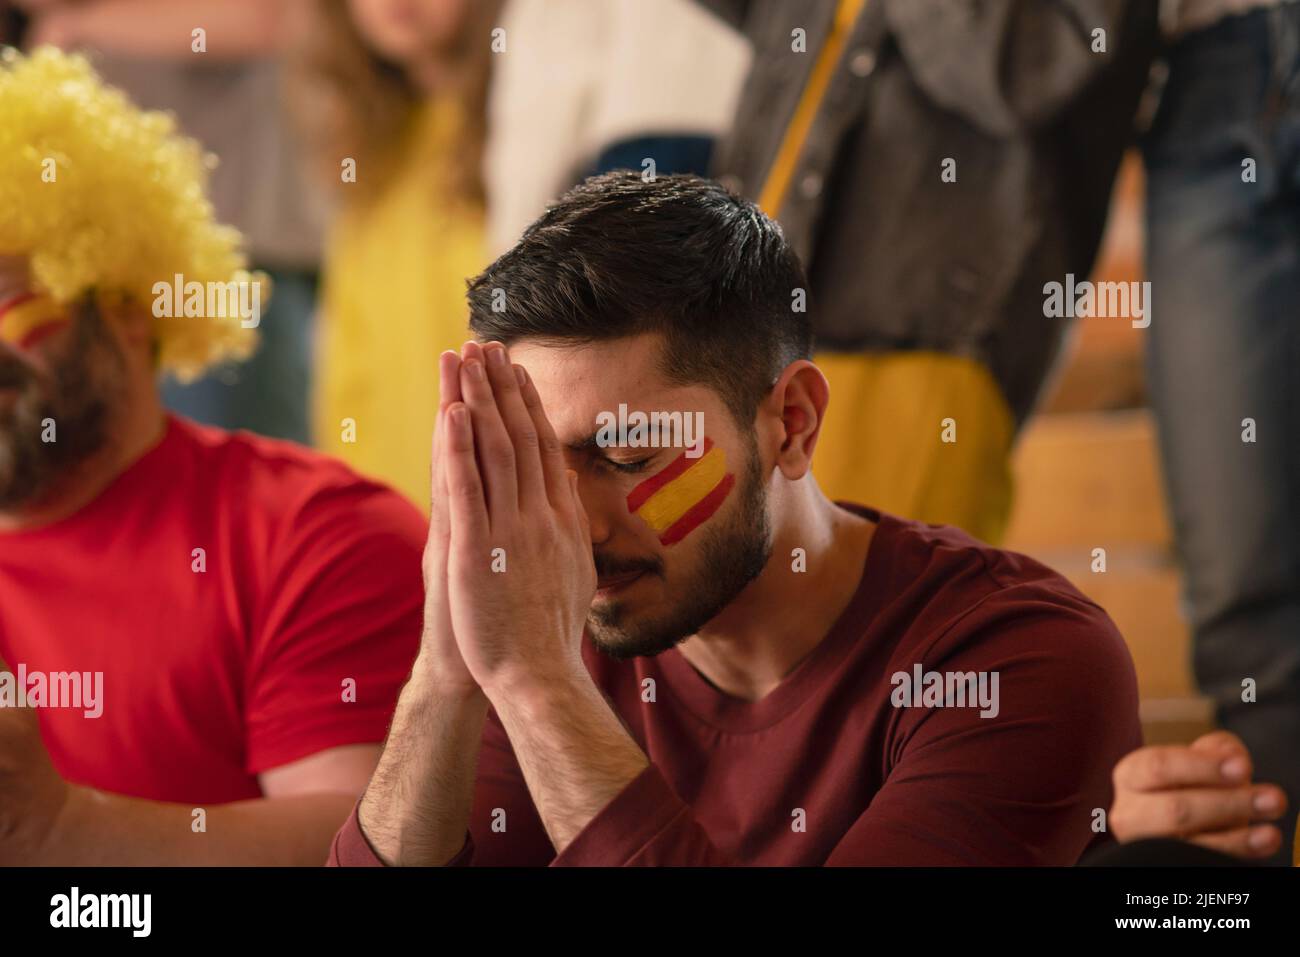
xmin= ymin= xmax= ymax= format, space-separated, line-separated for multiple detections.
xmin=0 ymin=293 xmax=72 ymax=353
xmin=625 ymin=437 xmax=736 ymax=546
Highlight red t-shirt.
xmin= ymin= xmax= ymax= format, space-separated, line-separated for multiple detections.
xmin=330 ymin=505 xmax=1142 ymax=866
xmin=0 ymin=416 xmax=424 ymax=804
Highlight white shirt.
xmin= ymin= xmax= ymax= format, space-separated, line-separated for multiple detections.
xmin=485 ymin=0 xmax=752 ymax=256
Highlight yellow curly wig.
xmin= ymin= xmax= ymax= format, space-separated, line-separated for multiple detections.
xmin=0 ymin=46 xmax=266 ymax=380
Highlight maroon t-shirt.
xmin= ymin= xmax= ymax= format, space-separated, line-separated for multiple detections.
xmin=330 ymin=504 xmax=1141 ymax=866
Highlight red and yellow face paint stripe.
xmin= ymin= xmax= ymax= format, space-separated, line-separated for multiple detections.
xmin=0 ymin=293 xmax=70 ymax=350
xmin=626 ymin=437 xmax=736 ymax=546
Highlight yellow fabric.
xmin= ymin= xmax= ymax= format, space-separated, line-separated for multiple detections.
xmin=758 ymin=0 xmax=868 ymax=216
xmin=315 ymin=98 xmax=485 ymax=511
xmin=812 ymin=351 xmax=1015 ymax=544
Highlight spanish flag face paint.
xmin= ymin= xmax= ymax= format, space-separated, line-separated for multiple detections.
xmin=0 ymin=293 xmax=70 ymax=352
xmin=626 ymin=437 xmax=736 ymax=546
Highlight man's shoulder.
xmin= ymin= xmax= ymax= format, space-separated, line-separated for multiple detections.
xmin=863 ymin=507 xmax=1130 ymax=675
xmin=168 ymin=415 xmax=426 ymax=549
xmin=864 ymin=509 xmax=1140 ymax=758
xmin=872 ymin=507 xmax=1100 ymax=613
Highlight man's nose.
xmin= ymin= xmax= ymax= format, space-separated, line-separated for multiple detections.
xmin=574 ymin=473 xmax=616 ymax=546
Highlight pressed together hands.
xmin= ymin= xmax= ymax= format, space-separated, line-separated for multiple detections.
xmin=356 ymin=340 xmax=648 ymax=864
xmin=420 ymin=340 xmax=597 ymax=702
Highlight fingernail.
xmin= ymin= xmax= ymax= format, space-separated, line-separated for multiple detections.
xmin=466 ymin=359 xmax=485 ymax=381
xmin=1248 ymin=826 xmax=1274 ymax=849
xmin=487 ymin=344 xmax=506 ymax=366
xmin=450 ymin=406 xmax=467 ymax=428
xmin=1253 ymin=790 xmax=1282 ymax=813
xmin=1221 ymin=757 xmax=1249 ymax=781
xmin=514 ymin=364 xmax=526 ymax=385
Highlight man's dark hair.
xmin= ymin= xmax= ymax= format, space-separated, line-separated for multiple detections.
xmin=466 ymin=171 xmax=812 ymax=425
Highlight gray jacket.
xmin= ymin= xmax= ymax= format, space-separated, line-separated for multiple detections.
xmin=701 ymin=0 xmax=1160 ymax=424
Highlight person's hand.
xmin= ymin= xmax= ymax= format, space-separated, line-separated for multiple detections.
xmin=0 ymin=649 xmax=71 ymax=864
xmin=1110 ymin=731 xmax=1289 ymax=859
xmin=416 ymin=348 xmax=483 ymax=699
xmin=442 ymin=340 xmax=596 ymax=697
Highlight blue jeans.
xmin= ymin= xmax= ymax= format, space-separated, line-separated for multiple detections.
xmin=158 ymin=267 xmax=318 ymax=446
xmin=1143 ymin=4 xmax=1300 ymax=860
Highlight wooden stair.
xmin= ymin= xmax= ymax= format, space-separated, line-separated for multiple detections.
xmin=1002 ymin=156 xmax=1213 ymax=747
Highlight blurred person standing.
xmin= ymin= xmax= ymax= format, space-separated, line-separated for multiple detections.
xmin=19 ymin=0 xmax=328 ymax=445
xmin=1141 ymin=0 xmax=1300 ymax=862
xmin=293 ymin=0 xmax=498 ymax=509
xmin=696 ymin=0 xmax=1160 ymax=544
xmin=485 ymin=0 xmax=750 ymax=257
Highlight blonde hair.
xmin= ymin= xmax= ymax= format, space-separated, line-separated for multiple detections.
xmin=0 ymin=46 xmax=265 ymax=381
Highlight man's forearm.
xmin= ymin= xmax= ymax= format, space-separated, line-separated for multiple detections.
xmin=488 ymin=671 xmax=649 ymax=854
xmin=357 ymin=657 xmax=488 ymax=866
xmin=34 ymin=787 xmax=358 ymax=865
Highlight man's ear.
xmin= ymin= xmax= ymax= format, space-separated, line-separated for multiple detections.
xmin=763 ymin=359 xmax=829 ymax=482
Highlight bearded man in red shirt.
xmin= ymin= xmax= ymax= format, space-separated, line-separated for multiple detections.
xmin=0 ymin=49 xmax=423 ymax=865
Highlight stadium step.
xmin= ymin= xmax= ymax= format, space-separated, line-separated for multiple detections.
xmin=1004 ymin=408 xmax=1212 ymax=744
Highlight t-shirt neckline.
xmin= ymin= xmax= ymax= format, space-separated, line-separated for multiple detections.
xmin=0 ymin=414 xmax=180 ymax=540
xmin=654 ymin=503 xmax=893 ymax=734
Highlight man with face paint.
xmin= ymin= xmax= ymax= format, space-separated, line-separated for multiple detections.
xmin=332 ymin=172 xmax=1145 ymax=867
xmin=0 ymin=49 xmax=425 ymax=865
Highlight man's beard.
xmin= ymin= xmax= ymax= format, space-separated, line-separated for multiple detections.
xmin=587 ymin=439 xmax=773 ymax=660
xmin=0 ymin=302 xmax=124 ymax=510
